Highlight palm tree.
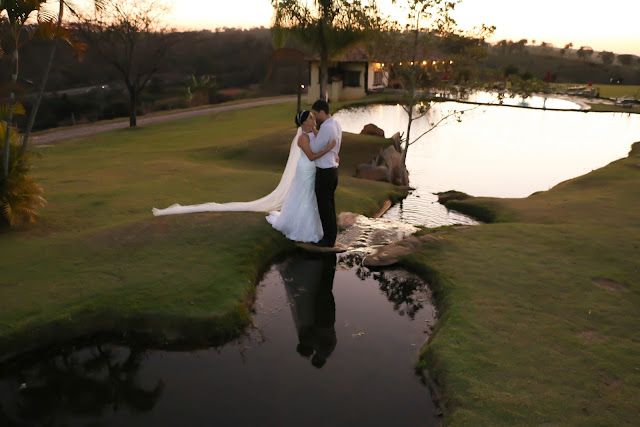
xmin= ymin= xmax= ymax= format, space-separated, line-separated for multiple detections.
xmin=20 ymin=0 xmax=98 ymax=156
xmin=271 ymin=0 xmax=383 ymax=101
xmin=0 ymin=0 xmax=84 ymax=176
xmin=0 ymin=0 xmax=45 ymax=178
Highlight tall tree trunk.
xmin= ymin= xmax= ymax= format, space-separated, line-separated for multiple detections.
xmin=129 ymin=88 xmax=137 ymax=127
xmin=319 ymin=22 xmax=329 ymax=101
xmin=2 ymin=49 xmax=18 ymax=178
xmin=21 ymin=1 xmax=65 ymax=156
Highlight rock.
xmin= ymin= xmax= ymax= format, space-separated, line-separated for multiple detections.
xmin=355 ymin=164 xmax=390 ymax=182
xmin=338 ymin=212 xmax=359 ymax=229
xmin=419 ymin=234 xmax=443 ymax=243
xmin=363 ymin=244 xmax=413 ymax=267
xmin=360 ymin=123 xmax=385 ymax=138
xmin=379 ymin=145 xmax=408 ymax=186
xmin=363 ymin=234 xmax=444 ymax=267
xmin=436 ymin=191 xmax=470 ymax=204
xmin=395 ymin=236 xmax=422 ymax=249
xmin=391 ymin=132 xmax=402 ymax=153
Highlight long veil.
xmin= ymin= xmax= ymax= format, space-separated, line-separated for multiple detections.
xmin=152 ymin=128 xmax=302 ymax=216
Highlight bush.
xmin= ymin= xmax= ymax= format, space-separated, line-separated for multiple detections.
xmin=0 ymin=127 xmax=46 ymax=228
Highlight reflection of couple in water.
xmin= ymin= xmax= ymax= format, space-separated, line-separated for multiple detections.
xmin=279 ymin=253 xmax=337 ymax=368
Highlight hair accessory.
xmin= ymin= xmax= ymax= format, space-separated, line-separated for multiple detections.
xmin=296 ymin=110 xmax=309 ymax=126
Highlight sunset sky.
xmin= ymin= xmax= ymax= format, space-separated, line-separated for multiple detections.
xmin=168 ymin=0 xmax=640 ymax=56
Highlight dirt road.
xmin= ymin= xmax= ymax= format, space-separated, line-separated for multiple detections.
xmin=31 ymin=96 xmax=298 ymax=145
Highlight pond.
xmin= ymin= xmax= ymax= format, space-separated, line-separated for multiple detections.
xmin=3 ymin=101 xmax=637 ymax=425
xmin=0 ymin=225 xmax=439 ymax=426
xmin=335 ymin=102 xmax=640 ymax=227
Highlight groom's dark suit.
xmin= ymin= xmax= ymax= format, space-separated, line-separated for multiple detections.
xmin=310 ymin=116 xmax=341 ymax=247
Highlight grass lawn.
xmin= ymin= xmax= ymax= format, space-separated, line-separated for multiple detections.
xmin=552 ymin=83 xmax=640 ymax=99
xmin=409 ymin=142 xmax=640 ymax=424
xmin=0 ymin=100 xmax=406 ymax=358
xmin=3 ymin=93 xmax=639 ymax=425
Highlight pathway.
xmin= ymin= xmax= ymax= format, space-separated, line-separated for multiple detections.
xmin=30 ymin=96 xmax=298 ymax=145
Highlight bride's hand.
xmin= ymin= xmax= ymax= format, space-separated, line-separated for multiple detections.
xmin=335 ymin=154 xmax=340 ymax=164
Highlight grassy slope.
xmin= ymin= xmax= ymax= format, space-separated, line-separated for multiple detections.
xmin=0 ymin=101 xmax=405 ymax=357
xmin=409 ymin=143 xmax=640 ymax=425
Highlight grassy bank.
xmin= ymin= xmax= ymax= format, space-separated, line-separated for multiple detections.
xmin=410 ymin=142 xmax=640 ymax=424
xmin=0 ymin=100 xmax=405 ymax=358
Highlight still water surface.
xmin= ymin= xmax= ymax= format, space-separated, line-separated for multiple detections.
xmin=335 ymin=103 xmax=640 ymax=226
xmin=0 ymin=251 xmax=439 ymax=426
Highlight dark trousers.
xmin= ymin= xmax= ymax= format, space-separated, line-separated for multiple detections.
xmin=315 ymin=167 xmax=338 ymax=246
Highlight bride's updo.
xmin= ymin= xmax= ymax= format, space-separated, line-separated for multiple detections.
xmin=295 ymin=110 xmax=311 ymax=127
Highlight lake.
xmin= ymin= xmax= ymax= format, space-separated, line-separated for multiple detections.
xmin=334 ymin=102 xmax=640 ymax=226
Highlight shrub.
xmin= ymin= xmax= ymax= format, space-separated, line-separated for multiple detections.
xmin=0 ymin=125 xmax=46 ymax=228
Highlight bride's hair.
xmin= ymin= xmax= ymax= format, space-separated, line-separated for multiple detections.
xmin=295 ymin=110 xmax=310 ymax=127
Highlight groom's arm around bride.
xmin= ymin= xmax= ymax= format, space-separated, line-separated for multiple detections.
xmin=310 ymin=100 xmax=342 ymax=247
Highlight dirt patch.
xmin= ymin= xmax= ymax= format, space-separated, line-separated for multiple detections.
xmin=592 ymin=278 xmax=628 ymax=292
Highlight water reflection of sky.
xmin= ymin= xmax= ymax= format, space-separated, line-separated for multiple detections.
xmin=335 ymin=103 xmax=640 ymax=226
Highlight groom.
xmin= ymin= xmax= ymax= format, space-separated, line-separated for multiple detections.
xmin=311 ymin=100 xmax=342 ymax=248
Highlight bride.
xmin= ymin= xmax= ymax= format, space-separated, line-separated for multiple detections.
xmin=152 ymin=110 xmax=336 ymax=243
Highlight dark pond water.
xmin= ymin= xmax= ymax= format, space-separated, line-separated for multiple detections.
xmin=0 ymin=249 xmax=439 ymax=426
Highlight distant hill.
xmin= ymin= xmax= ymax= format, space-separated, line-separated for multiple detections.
xmin=484 ymin=44 xmax=640 ymax=85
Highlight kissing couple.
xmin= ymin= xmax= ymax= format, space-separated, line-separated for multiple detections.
xmin=152 ymin=99 xmax=342 ymax=248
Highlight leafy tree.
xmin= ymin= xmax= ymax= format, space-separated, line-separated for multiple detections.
xmin=577 ymin=46 xmax=593 ymax=61
xmin=20 ymin=0 xmax=96 ymax=156
xmin=77 ymin=0 xmax=173 ymax=127
xmin=185 ymin=74 xmax=216 ymax=106
xmin=1 ymin=0 xmax=50 ymax=177
xmin=514 ymin=38 xmax=527 ymax=54
xmin=0 ymin=115 xmax=46 ymax=227
xmin=507 ymin=74 xmax=546 ymax=99
xmin=560 ymin=42 xmax=572 ymax=57
xmin=371 ymin=0 xmax=494 ymax=185
xmin=599 ymin=50 xmax=615 ymax=65
xmin=271 ymin=0 xmax=383 ymax=101
xmin=0 ymin=0 xmax=82 ymax=226
xmin=495 ymin=39 xmax=508 ymax=55
xmin=617 ymin=54 xmax=633 ymax=66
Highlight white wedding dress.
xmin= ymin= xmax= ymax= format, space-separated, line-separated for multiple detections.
xmin=266 ymin=130 xmax=323 ymax=243
xmin=152 ymin=128 xmax=323 ymax=243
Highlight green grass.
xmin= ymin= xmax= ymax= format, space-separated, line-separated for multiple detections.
xmin=0 ymin=99 xmax=405 ymax=357
xmin=551 ymin=83 xmax=640 ymax=99
xmin=590 ymin=84 xmax=640 ymax=99
xmin=408 ymin=142 xmax=640 ymax=425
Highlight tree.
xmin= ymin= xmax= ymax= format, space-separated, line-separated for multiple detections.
xmin=0 ymin=0 xmax=82 ymax=175
xmin=0 ymin=1 xmax=84 ymax=227
xmin=577 ymin=46 xmax=593 ymax=61
xmin=514 ymin=38 xmax=527 ymax=54
xmin=560 ymin=42 xmax=572 ymax=57
xmin=599 ymin=50 xmax=615 ymax=65
xmin=539 ymin=41 xmax=550 ymax=53
xmin=20 ymin=0 xmax=92 ymax=156
xmin=617 ymin=54 xmax=633 ymax=66
xmin=77 ymin=0 xmax=173 ymax=127
xmin=271 ymin=0 xmax=383 ymax=101
xmin=371 ymin=0 xmax=494 ymax=185
xmin=185 ymin=74 xmax=216 ymax=106
xmin=1 ymin=0 xmax=47 ymax=178
xmin=495 ymin=39 xmax=508 ymax=55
